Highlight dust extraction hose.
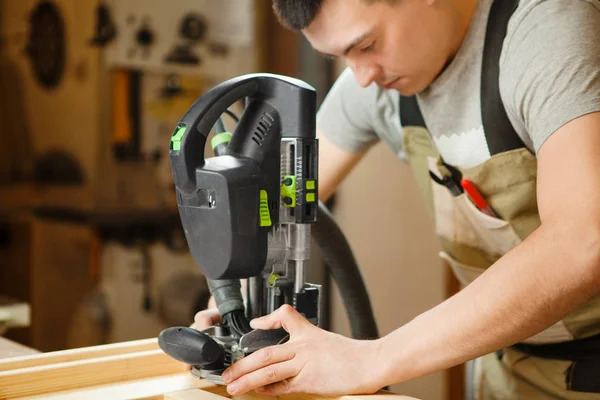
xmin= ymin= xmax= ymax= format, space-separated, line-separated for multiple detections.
xmin=312 ymin=201 xmax=380 ymax=340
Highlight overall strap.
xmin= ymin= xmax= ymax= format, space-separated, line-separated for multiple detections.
xmin=399 ymin=95 xmax=426 ymax=128
xmin=481 ymin=0 xmax=524 ymax=154
xmin=399 ymin=0 xmax=525 ymax=155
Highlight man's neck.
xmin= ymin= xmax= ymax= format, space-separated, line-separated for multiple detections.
xmin=433 ymin=0 xmax=479 ymax=83
xmin=450 ymin=0 xmax=479 ymax=58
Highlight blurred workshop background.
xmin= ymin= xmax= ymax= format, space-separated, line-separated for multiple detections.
xmin=0 ymin=1 xmax=450 ymax=398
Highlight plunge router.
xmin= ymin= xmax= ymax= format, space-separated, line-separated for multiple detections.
xmin=158 ymin=73 xmax=323 ymax=383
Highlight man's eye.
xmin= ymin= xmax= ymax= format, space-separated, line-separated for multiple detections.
xmin=359 ymin=42 xmax=375 ymax=53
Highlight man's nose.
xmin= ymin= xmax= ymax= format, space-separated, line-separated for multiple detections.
xmin=350 ymin=61 xmax=379 ymax=88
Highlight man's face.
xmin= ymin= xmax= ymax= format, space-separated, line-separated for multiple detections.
xmin=302 ymin=0 xmax=460 ymax=95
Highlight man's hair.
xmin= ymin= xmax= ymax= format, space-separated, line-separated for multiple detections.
xmin=271 ymin=0 xmax=323 ymax=30
xmin=272 ymin=0 xmax=397 ymax=30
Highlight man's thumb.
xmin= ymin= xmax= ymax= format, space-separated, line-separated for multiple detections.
xmin=249 ymin=304 xmax=306 ymax=333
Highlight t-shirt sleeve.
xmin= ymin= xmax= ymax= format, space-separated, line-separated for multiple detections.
xmin=316 ymin=67 xmax=380 ymax=154
xmin=500 ymin=0 xmax=600 ymax=153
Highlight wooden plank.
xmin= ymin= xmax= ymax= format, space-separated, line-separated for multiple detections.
xmin=167 ymin=389 xmax=417 ymax=400
xmin=342 ymin=394 xmax=417 ymax=400
xmin=0 ymin=339 xmax=422 ymax=400
xmin=198 ymin=385 xmax=417 ymax=400
xmin=200 ymin=386 xmax=331 ymax=400
xmin=0 ymin=338 xmax=158 ymax=372
xmin=0 ymin=348 xmax=182 ymax=399
xmin=200 ymin=385 xmax=239 ymax=398
xmin=15 ymin=373 xmax=215 ymax=400
xmin=165 ymin=389 xmax=230 ymax=400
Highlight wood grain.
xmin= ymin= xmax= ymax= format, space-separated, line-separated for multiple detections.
xmin=0 ymin=338 xmax=157 ymax=372
xmin=166 ymin=388 xmax=418 ymax=400
xmin=165 ymin=389 xmax=231 ymax=400
xmin=0 ymin=338 xmax=421 ymax=400
xmin=15 ymin=373 xmax=214 ymax=400
xmin=0 ymin=348 xmax=181 ymax=398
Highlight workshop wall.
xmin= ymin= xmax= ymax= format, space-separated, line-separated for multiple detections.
xmin=0 ymin=0 xmax=108 ymax=351
xmin=0 ymin=0 xmax=269 ymax=350
xmin=0 ymin=0 xmax=108 ymax=186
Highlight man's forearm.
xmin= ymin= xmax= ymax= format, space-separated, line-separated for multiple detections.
xmin=374 ymin=220 xmax=600 ymax=386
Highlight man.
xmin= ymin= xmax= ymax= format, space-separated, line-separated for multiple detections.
xmin=192 ymin=0 xmax=600 ymax=398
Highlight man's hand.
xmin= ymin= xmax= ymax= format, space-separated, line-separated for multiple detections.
xmin=191 ymin=307 xmax=221 ymax=331
xmin=221 ymin=305 xmax=385 ymax=397
xmin=182 ymin=307 xmax=222 ymax=371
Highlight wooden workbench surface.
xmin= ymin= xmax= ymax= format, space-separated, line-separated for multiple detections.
xmin=0 ymin=338 xmax=421 ymax=400
xmin=0 ymin=337 xmax=39 ymax=359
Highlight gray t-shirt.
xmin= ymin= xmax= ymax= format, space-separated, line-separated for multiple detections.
xmin=316 ymin=0 xmax=600 ymax=169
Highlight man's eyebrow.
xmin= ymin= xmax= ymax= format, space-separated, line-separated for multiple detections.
xmin=342 ymin=30 xmax=373 ymax=55
xmin=314 ymin=29 xmax=374 ymax=60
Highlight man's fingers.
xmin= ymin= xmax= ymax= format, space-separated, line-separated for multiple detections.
xmin=249 ymin=314 xmax=281 ymax=330
xmin=193 ymin=308 xmax=221 ymax=330
xmin=256 ymin=379 xmax=295 ymax=396
xmin=226 ymin=361 xmax=298 ymax=395
xmin=223 ymin=343 xmax=295 ymax=384
xmin=207 ymin=295 xmax=216 ymax=309
xmin=249 ymin=304 xmax=309 ymax=333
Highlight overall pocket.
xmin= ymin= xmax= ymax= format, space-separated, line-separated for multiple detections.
xmin=453 ymin=193 xmax=522 ymax=258
xmin=428 ymin=158 xmax=522 ymax=260
xmin=439 ymin=251 xmax=484 ymax=288
xmin=430 ymin=167 xmax=574 ymax=344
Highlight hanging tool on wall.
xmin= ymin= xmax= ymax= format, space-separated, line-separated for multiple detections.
xmin=112 ymin=69 xmax=143 ymax=162
xmin=89 ymin=1 xmax=117 ymax=47
xmin=25 ymin=1 xmax=66 ymax=89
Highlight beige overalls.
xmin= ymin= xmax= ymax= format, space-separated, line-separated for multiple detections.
xmin=401 ymin=124 xmax=600 ymax=398
xmin=395 ymin=1 xmax=600 ymax=397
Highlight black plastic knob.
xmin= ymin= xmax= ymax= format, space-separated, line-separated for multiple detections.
xmin=158 ymin=327 xmax=225 ymax=368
